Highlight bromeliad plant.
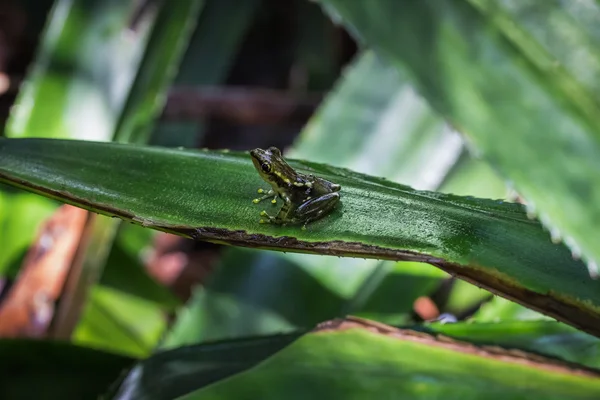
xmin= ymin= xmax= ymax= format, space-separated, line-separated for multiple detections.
xmin=2 ymin=0 xmax=600 ymax=399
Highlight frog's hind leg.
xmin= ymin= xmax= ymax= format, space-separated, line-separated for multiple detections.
xmin=260 ymin=195 xmax=294 ymax=225
xmin=313 ymin=176 xmax=341 ymax=192
xmin=296 ymin=192 xmax=340 ymax=229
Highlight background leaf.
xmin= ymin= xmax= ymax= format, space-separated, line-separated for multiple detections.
xmin=181 ymin=319 xmax=600 ymax=400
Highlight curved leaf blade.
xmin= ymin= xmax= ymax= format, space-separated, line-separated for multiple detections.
xmin=111 ymin=333 xmax=301 ymax=400
xmin=0 ymin=138 xmax=598 ymax=337
xmin=181 ymin=318 xmax=600 ymax=399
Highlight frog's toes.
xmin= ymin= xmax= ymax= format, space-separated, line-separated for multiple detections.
xmin=257 ymin=188 xmax=265 ymax=194
xmin=271 ymin=198 xmax=277 ymax=205
xmin=252 ymin=198 xmax=260 ymax=204
xmin=260 ymin=210 xmax=269 ymax=217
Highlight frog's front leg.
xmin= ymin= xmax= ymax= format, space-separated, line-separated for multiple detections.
xmin=295 ymin=192 xmax=340 ymax=228
xmin=253 ymin=188 xmax=278 ymax=205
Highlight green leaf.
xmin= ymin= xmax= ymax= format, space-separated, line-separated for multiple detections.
xmin=466 ymin=0 xmax=600 ymax=110
xmin=111 ymin=333 xmax=301 ymax=400
xmin=180 ymin=319 xmax=600 ymax=399
xmin=317 ymin=0 xmax=600 ymax=276
xmin=114 ymin=0 xmax=205 ymax=144
xmin=0 ymin=137 xmax=598 ymax=338
xmin=6 ymin=0 xmax=159 ymax=141
xmin=0 ymin=339 xmax=133 ymax=399
xmin=73 ymin=285 xmax=166 ymax=358
xmin=175 ymin=0 xmax=259 ymax=86
xmin=292 ymin=0 xmax=340 ymax=91
xmin=430 ymin=320 xmax=600 ymax=370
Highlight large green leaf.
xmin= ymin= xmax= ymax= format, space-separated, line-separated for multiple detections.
xmin=179 ymin=318 xmax=600 ymax=399
xmin=317 ymin=0 xmax=600 ymax=276
xmin=467 ymin=0 xmax=600 ymax=109
xmin=6 ymin=0 xmax=158 ymax=141
xmin=0 ymin=138 xmax=598 ymax=337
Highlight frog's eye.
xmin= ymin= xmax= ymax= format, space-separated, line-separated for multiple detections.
xmin=261 ymin=163 xmax=271 ymax=173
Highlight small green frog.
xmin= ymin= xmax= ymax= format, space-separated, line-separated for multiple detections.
xmin=250 ymin=147 xmax=341 ymax=227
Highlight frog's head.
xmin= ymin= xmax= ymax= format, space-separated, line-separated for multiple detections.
xmin=250 ymin=147 xmax=292 ymax=187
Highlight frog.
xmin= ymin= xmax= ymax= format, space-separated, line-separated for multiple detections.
xmin=249 ymin=146 xmax=341 ymax=227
